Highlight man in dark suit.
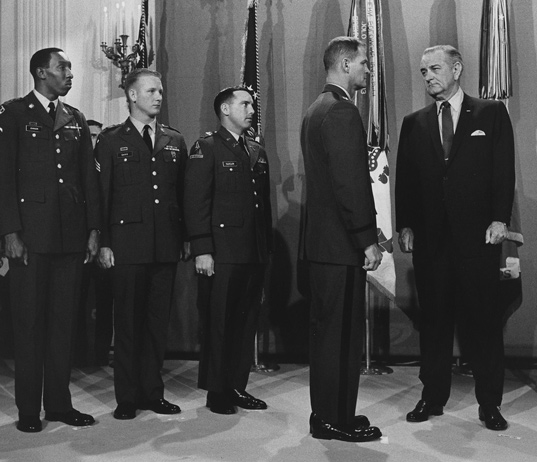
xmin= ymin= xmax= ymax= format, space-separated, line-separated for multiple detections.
xmin=184 ymin=86 xmax=272 ymax=415
xmin=395 ymin=45 xmax=515 ymax=430
xmin=95 ymin=68 xmax=188 ymax=420
xmin=0 ymin=48 xmax=101 ymax=432
xmin=300 ymin=36 xmax=382 ymax=443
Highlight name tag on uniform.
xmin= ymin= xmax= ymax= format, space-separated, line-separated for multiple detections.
xmin=26 ymin=124 xmax=42 ymax=132
xmin=222 ymin=161 xmax=238 ymax=168
xmin=117 ymin=151 xmax=133 ymax=159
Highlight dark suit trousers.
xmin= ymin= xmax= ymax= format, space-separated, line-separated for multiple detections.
xmin=197 ymin=263 xmax=265 ymax=393
xmin=308 ymin=262 xmax=365 ymax=426
xmin=112 ymin=263 xmax=176 ymax=404
xmin=9 ymin=252 xmax=84 ymax=415
xmin=413 ymin=241 xmax=504 ymax=407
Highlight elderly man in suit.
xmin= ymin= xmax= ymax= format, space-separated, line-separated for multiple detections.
xmin=184 ymin=86 xmax=272 ymax=415
xmin=0 ymin=47 xmax=101 ymax=432
xmin=95 ymin=68 xmax=188 ymax=420
xmin=395 ymin=45 xmax=515 ymax=430
xmin=300 ymin=36 xmax=382 ymax=443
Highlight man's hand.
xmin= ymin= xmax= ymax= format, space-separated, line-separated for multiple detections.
xmin=4 ymin=232 xmax=28 ymax=265
xmin=485 ymin=221 xmax=508 ymax=245
xmin=98 ymin=247 xmax=115 ymax=269
xmin=363 ymin=244 xmax=383 ymax=271
xmin=195 ymin=254 xmax=214 ymax=277
xmin=85 ymin=229 xmax=100 ymax=264
xmin=398 ymin=227 xmax=414 ymax=253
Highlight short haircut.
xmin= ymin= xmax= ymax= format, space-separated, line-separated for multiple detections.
xmin=213 ymin=85 xmax=254 ymax=117
xmin=30 ymin=47 xmax=64 ymax=78
xmin=323 ymin=36 xmax=366 ymax=72
xmin=87 ymin=119 xmax=103 ymax=129
xmin=423 ymin=45 xmax=464 ymax=68
xmin=123 ymin=68 xmax=162 ymax=100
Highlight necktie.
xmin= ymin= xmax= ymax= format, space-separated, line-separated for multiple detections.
xmin=238 ymin=136 xmax=249 ymax=157
xmin=48 ymin=102 xmax=56 ymax=121
xmin=441 ymin=101 xmax=453 ymax=162
xmin=143 ymin=125 xmax=153 ymax=152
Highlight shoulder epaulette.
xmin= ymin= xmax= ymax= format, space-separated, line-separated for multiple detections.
xmin=0 ymin=97 xmax=24 ymax=114
xmin=161 ymin=124 xmax=182 ymax=134
xmin=101 ymin=123 xmax=122 ymax=133
xmin=203 ymin=131 xmax=216 ymax=138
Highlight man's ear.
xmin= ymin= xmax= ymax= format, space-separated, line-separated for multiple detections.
xmin=220 ymin=103 xmax=229 ymax=116
xmin=35 ymin=67 xmax=47 ymax=80
xmin=453 ymin=61 xmax=463 ymax=81
xmin=129 ymin=88 xmax=137 ymax=103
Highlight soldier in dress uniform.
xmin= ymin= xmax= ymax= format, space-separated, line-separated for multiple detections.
xmin=0 ymin=47 xmax=101 ymax=432
xmin=95 ymin=68 xmax=188 ymax=420
xmin=184 ymin=86 xmax=273 ymax=415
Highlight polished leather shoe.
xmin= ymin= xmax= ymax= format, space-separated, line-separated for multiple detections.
xmin=309 ymin=413 xmax=370 ymax=429
xmin=45 ymin=409 xmax=95 ymax=427
xmin=206 ymin=391 xmax=236 ymax=415
xmin=406 ymin=400 xmax=443 ymax=422
xmin=229 ymin=389 xmax=267 ymax=410
xmin=113 ymin=402 xmax=137 ymax=420
xmin=310 ymin=413 xmax=381 ymax=442
xmin=139 ymin=398 xmax=181 ymax=415
xmin=479 ymin=405 xmax=508 ymax=431
xmin=17 ymin=415 xmax=42 ymax=433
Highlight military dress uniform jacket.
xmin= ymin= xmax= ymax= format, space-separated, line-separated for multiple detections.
xmin=0 ymin=92 xmax=101 ymax=252
xmin=184 ymin=126 xmax=272 ymax=264
xmin=299 ymin=84 xmax=377 ymax=266
xmin=95 ymin=118 xmax=187 ymax=265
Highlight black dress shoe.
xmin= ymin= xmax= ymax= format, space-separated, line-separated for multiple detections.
xmin=310 ymin=413 xmax=382 ymax=442
xmin=479 ymin=405 xmax=508 ymax=431
xmin=139 ymin=398 xmax=181 ymax=415
xmin=406 ymin=400 xmax=444 ymax=422
xmin=113 ymin=402 xmax=137 ymax=420
xmin=229 ymin=389 xmax=267 ymax=410
xmin=17 ymin=415 xmax=42 ymax=433
xmin=45 ymin=409 xmax=95 ymax=427
xmin=206 ymin=391 xmax=236 ymax=415
xmin=309 ymin=413 xmax=370 ymax=430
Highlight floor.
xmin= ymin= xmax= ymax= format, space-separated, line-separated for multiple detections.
xmin=1 ymin=359 xmax=536 ymax=462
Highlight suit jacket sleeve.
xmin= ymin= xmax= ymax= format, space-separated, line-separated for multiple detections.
xmin=491 ymin=101 xmax=515 ymax=224
xmin=0 ymin=103 xmax=22 ymax=237
xmin=94 ymin=132 xmax=114 ymax=247
xmin=395 ymin=115 xmax=420 ymax=232
xmin=183 ymin=138 xmax=215 ymax=257
xmin=322 ymin=101 xmax=377 ymax=249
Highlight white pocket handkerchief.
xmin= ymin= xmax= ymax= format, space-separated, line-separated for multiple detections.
xmin=471 ymin=130 xmax=486 ymax=136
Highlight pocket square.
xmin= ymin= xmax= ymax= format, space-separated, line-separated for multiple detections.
xmin=471 ymin=130 xmax=486 ymax=136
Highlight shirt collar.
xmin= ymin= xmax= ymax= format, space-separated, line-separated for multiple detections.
xmin=436 ymin=86 xmax=464 ymax=115
xmin=327 ymin=83 xmax=352 ymax=100
xmin=33 ymin=89 xmax=58 ymax=111
xmin=129 ymin=116 xmax=156 ymax=136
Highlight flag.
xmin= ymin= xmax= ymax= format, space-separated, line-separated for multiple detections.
xmin=240 ymin=0 xmax=262 ymax=140
xmin=348 ymin=0 xmax=395 ymax=300
xmin=136 ymin=0 xmax=149 ymax=69
xmin=479 ymin=0 xmax=523 ymax=323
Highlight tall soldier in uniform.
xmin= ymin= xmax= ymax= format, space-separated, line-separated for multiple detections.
xmin=184 ymin=86 xmax=272 ymax=415
xmin=300 ymin=37 xmax=382 ymax=442
xmin=95 ymin=68 xmax=188 ymax=420
xmin=0 ymin=48 xmax=101 ymax=432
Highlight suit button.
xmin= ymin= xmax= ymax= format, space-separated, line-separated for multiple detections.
xmin=153 ymin=185 xmax=158 ymax=190
xmin=152 ymin=157 xmax=156 ymax=162
xmin=220 ymin=224 xmax=224 ymax=228
xmin=120 ymin=220 xmax=124 ymax=224
xmin=152 ymin=171 xmax=157 ymax=176
xmin=252 ymin=179 xmax=255 ymax=183
xmin=56 ymin=148 xmax=61 ymax=153
xmin=255 ymin=204 xmax=259 ymax=208
xmin=32 ymin=133 xmax=36 ymax=138
xmin=155 ymin=199 xmax=160 ymax=204
xmin=57 ymin=163 xmax=62 ymax=169
xmin=20 ymin=198 xmax=25 ymax=202
xmin=124 ymin=158 xmax=128 ymax=162
xmin=55 ymin=134 xmax=60 ymax=139
xmin=254 ymin=191 xmax=257 ymax=196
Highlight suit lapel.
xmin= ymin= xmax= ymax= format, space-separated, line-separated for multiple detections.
xmin=217 ymin=126 xmax=249 ymax=163
xmin=24 ymin=92 xmax=54 ymax=129
xmin=55 ymin=100 xmax=75 ymax=132
xmin=154 ymin=123 xmax=171 ymax=154
xmin=245 ymin=137 xmax=259 ymax=169
xmin=446 ymin=94 xmax=472 ymax=166
xmin=426 ymin=102 xmax=446 ymax=165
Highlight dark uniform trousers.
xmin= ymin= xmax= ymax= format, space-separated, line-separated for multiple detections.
xmin=197 ymin=263 xmax=265 ymax=392
xmin=10 ymin=253 xmax=84 ymax=415
xmin=308 ymin=262 xmax=365 ymax=425
xmin=0 ymin=93 xmax=101 ymax=416
xmin=113 ymin=262 xmax=177 ymax=404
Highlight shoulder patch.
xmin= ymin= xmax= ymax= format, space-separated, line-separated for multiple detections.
xmin=189 ymin=141 xmax=204 ymax=159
